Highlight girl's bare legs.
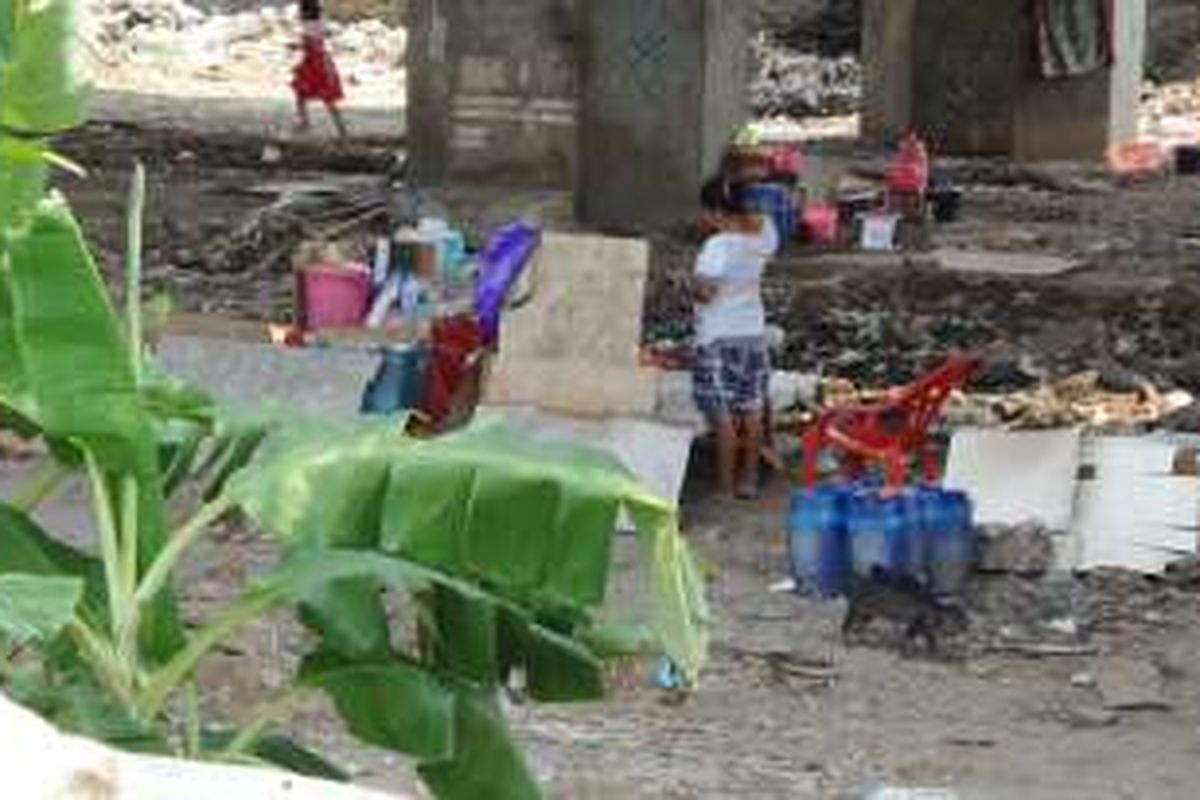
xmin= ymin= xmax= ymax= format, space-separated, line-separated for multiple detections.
xmin=326 ymin=102 xmax=348 ymax=141
xmin=294 ymin=97 xmax=311 ymax=133
xmin=712 ymin=416 xmax=737 ymax=500
xmin=735 ymin=411 xmax=763 ymax=498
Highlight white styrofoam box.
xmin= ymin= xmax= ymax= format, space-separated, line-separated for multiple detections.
xmin=1068 ymin=476 xmax=1199 ymax=572
xmin=1064 ymin=435 xmax=1200 ymax=572
xmin=943 ymin=428 xmax=1081 ymax=531
xmin=1077 ymin=435 xmax=1178 ymax=477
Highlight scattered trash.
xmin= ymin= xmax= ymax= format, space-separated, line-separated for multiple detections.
xmin=1044 ymin=617 xmax=1080 ymax=637
xmin=864 ymin=788 xmax=958 ymax=800
xmin=653 ymin=658 xmax=687 ymax=691
xmin=1070 ymin=671 xmax=1097 ymax=688
xmin=1063 ymin=705 xmax=1120 ymax=729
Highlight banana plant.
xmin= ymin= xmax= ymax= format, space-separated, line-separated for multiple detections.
xmin=0 ymin=3 xmax=709 ymax=798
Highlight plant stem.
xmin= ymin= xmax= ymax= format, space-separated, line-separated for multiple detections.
xmin=117 ymin=475 xmax=140 ymax=667
xmin=185 ymin=681 xmax=201 ymax=758
xmin=10 ymin=459 xmax=68 ymax=513
xmin=139 ymin=585 xmax=283 ymax=719
xmin=126 ymin=161 xmax=145 ymax=385
xmin=68 ymin=619 xmax=134 ymax=707
xmin=84 ymin=451 xmax=126 ymax=644
xmin=224 ymin=684 xmax=314 ymax=757
xmin=135 ymin=498 xmax=232 ymax=607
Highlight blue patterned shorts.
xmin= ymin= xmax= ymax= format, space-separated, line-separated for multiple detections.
xmin=693 ymin=337 xmax=768 ymax=418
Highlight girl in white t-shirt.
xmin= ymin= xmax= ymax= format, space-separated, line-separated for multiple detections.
xmin=692 ymin=177 xmax=780 ymax=500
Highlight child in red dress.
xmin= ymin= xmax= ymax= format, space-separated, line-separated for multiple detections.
xmin=292 ymin=0 xmax=348 ymax=140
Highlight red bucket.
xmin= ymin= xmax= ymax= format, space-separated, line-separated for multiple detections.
xmin=296 ymin=263 xmax=370 ymax=331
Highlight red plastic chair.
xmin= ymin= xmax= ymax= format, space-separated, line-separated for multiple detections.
xmin=800 ymin=355 xmax=980 ymax=492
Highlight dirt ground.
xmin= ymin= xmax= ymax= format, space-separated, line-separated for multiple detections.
xmin=177 ymin=483 xmax=1200 ymax=800
xmin=30 ymin=71 xmax=1200 ymax=799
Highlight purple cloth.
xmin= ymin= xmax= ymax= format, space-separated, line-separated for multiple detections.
xmin=474 ymin=221 xmax=541 ymax=346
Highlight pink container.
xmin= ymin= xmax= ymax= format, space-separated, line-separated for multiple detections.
xmin=296 ymin=263 xmax=370 ymax=331
xmin=803 ymin=204 xmax=840 ymax=247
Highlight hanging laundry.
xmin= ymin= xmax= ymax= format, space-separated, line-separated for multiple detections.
xmin=1033 ymin=0 xmax=1114 ymax=79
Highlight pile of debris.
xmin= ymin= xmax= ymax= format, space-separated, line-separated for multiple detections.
xmin=947 ymin=371 xmax=1194 ymax=431
xmin=85 ymin=0 xmax=405 ymax=101
xmin=750 ymin=33 xmax=861 ymax=118
xmin=817 ymin=371 xmax=1194 ymax=433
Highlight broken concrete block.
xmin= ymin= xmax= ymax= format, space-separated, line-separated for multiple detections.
xmin=977 ymin=522 xmax=1056 ymax=575
xmin=1097 ymin=657 xmax=1172 ymax=711
xmin=486 ymin=233 xmax=660 ymax=416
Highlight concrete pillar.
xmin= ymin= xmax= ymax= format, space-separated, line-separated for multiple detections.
xmin=576 ymin=0 xmax=750 ymax=232
xmin=406 ymin=0 xmax=580 ymax=187
xmin=862 ymin=0 xmax=1147 ymax=161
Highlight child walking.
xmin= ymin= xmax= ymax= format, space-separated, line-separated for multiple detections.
xmin=292 ymin=0 xmax=348 ymax=140
xmin=692 ymin=176 xmax=780 ymax=500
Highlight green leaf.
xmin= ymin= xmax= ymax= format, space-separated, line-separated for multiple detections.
xmin=200 ymin=730 xmax=350 ymax=782
xmin=303 ymin=659 xmax=455 ymax=762
xmin=231 ymin=416 xmax=709 ymax=680
xmin=228 ymin=418 xmax=412 ymax=548
xmin=0 ymin=197 xmax=184 ymax=661
xmin=297 ymin=576 xmax=392 ymax=662
xmin=417 ymin=692 xmax=542 ymax=800
xmin=0 ymin=501 xmax=107 ymax=624
xmin=0 ymin=197 xmax=154 ymax=476
xmin=4 ymin=670 xmax=165 ymax=751
xmin=428 ymin=584 xmax=499 ymax=685
xmin=0 ymin=0 xmax=88 ymax=134
xmin=0 ymin=573 xmax=81 ymax=642
xmin=509 ymin=615 xmax=604 ymax=703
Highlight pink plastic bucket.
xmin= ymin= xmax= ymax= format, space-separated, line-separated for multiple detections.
xmin=803 ymin=204 xmax=840 ymax=247
xmin=297 ymin=263 xmax=370 ymax=330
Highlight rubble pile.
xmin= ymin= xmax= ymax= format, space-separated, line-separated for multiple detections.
xmin=948 ymin=371 xmax=1195 ymax=432
xmin=749 ymin=34 xmax=861 ymax=119
xmin=85 ymin=0 xmax=405 ymax=101
xmin=811 ymin=370 xmax=1193 ymax=434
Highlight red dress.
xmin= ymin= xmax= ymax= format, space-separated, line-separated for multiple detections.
xmin=292 ymin=30 xmax=344 ymax=104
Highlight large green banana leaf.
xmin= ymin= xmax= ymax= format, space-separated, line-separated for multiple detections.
xmin=0 ymin=197 xmax=182 ymax=660
xmin=0 ymin=0 xmax=88 ymax=134
xmin=225 ymin=419 xmax=707 ymax=800
xmin=228 ymin=417 xmax=708 ymax=678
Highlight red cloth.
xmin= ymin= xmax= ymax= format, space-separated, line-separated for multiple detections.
xmin=292 ymin=34 xmax=344 ymax=103
xmin=422 ymin=316 xmax=485 ymax=424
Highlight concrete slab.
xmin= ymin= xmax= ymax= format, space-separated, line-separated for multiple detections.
xmin=935 ymin=249 xmax=1080 ymax=277
xmin=485 ymin=232 xmax=660 ymax=417
xmin=158 ymin=335 xmax=377 ymax=420
xmin=1097 ymin=657 xmax=1171 ymax=711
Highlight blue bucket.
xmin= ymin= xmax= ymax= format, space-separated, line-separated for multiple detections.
xmin=789 ymin=486 xmax=851 ymax=598
xmin=847 ymin=490 xmax=915 ymax=579
xmin=742 ymin=182 xmax=797 ymax=243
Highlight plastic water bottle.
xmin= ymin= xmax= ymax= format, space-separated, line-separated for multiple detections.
xmin=789 ymin=486 xmax=851 ymax=598
xmin=848 ymin=490 xmax=914 ymax=578
xmin=901 ymin=486 xmax=940 ymax=583
xmin=922 ymin=489 xmax=975 ymax=597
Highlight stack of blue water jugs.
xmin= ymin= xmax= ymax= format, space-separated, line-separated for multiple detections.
xmin=789 ymin=481 xmax=976 ymax=598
